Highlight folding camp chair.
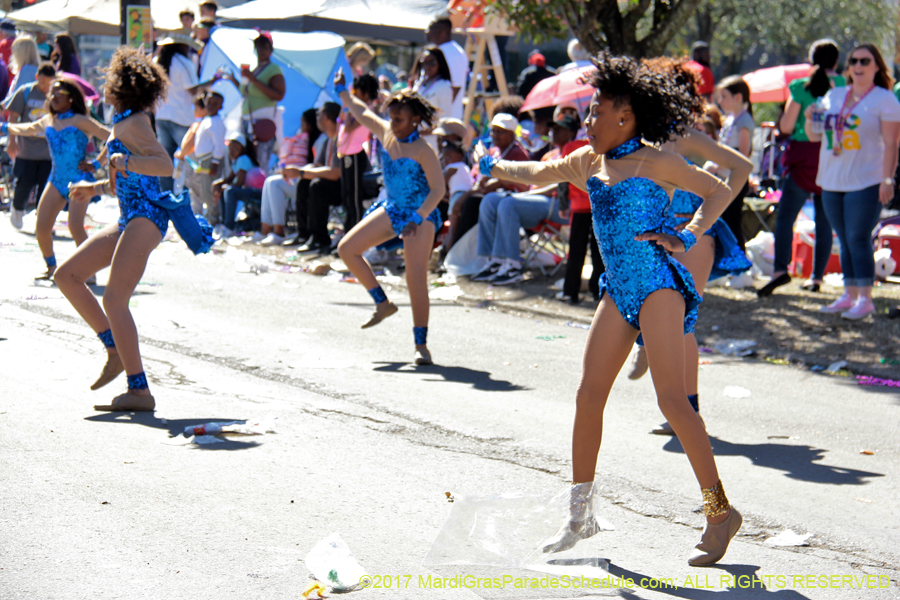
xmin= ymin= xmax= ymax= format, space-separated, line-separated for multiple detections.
xmin=523 ymin=219 xmax=569 ymax=276
xmin=743 ymin=121 xmax=783 ymax=240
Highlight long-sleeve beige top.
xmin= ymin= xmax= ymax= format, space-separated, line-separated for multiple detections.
xmin=8 ymin=112 xmax=110 ymax=143
xmin=489 ymin=142 xmax=733 ymax=238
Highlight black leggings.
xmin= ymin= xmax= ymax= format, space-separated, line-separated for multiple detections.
xmin=720 ymin=181 xmax=750 ymax=252
xmin=340 ymin=151 xmax=371 ymax=234
xmin=564 ymin=211 xmax=604 ymax=298
xmin=12 ymin=158 xmax=52 ymax=211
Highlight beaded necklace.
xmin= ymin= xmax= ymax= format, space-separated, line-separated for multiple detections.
xmin=606 ymin=136 xmax=643 ymax=160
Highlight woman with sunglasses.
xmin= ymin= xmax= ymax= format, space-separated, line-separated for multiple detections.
xmin=1 ymin=77 xmax=109 ymax=280
xmin=804 ymin=44 xmax=900 ymax=320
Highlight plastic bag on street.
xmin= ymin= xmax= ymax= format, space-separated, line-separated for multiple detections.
xmin=425 ymin=484 xmax=615 ymax=583
xmin=305 ymin=533 xmax=367 ymax=592
xmin=712 ymin=339 xmax=757 ymax=356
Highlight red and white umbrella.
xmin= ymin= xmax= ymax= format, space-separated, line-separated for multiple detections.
xmin=743 ymin=63 xmax=812 ymax=104
xmin=520 ymin=65 xmax=595 ymax=112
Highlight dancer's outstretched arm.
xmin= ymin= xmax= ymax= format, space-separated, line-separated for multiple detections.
xmin=667 ymin=130 xmax=752 ymax=200
xmin=480 ymin=144 xmax=599 ymax=192
xmin=73 ymin=114 xmax=111 ymax=145
xmin=337 ymin=82 xmax=389 ymax=143
xmin=4 ymin=114 xmax=50 ymax=137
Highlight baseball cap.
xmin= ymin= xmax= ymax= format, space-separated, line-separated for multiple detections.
xmin=226 ymin=131 xmax=247 ymax=147
xmin=528 ymin=52 xmax=546 ymax=67
xmin=490 ymin=113 xmax=519 ymax=132
xmin=553 ymin=114 xmax=581 ymax=132
xmin=0 ymin=19 xmax=16 ymax=33
xmin=433 ymin=118 xmax=467 ymax=140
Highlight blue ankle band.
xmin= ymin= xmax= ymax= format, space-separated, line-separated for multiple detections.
xmin=97 ymin=329 xmax=116 ymax=349
xmin=368 ymin=286 xmax=388 ymax=305
xmin=413 ymin=326 xmax=428 ymax=345
xmin=45 ymin=255 xmax=57 ymax=268
xmin=688 ymin=394 xmax=699 ymax=413
xmin=127 ymin=372 xmax=149 ymax=390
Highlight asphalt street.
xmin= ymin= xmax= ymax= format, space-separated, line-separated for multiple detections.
xmin=1 ymin=217 xmax=898 ymax=600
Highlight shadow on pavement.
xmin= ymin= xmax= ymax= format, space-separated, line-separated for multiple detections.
xmin=84 ymin=413 xmax=262 ymax=450
xmin=373 ymin=362 xmax=527 ymax=392
xmin=608 ymin=563 xmax=811 ymax=598
xmin=662 ymin=436 xmax=882 ymax=485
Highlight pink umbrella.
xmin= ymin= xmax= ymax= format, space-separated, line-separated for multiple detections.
xmin=743 ymin=64 xmax=812 ymax=103
xmin=59 ymin=72 xmax=100 ymax=103
xmin=520 ymin=65 xmax=596 ymax=112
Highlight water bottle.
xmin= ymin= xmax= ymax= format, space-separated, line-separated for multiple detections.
xmin=810 ymin=99 xmax=825 ymax=135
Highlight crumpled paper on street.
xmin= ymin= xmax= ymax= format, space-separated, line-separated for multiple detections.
xmin=765 ymin=530 xmax=811 ymax=547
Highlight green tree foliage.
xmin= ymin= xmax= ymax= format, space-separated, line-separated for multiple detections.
xmin=671 ymin=0 xmax=895 ymax=76
xmin=488 ymin=0 xmax=703 ymax=58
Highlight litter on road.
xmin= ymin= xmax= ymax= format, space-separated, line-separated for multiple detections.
xmin=723 ymin=385 xmax=752 ymax=399
xmin=764 ymin=530 xmax=812 ymax=547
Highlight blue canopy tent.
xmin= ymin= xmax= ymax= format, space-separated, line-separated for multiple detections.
xmin=201 ymin=27 xmax=351 ymax=142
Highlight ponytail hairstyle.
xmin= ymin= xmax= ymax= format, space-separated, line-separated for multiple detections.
xmin=718 ymin=74 xmax=753 ymax=118
xmin=804 ymin=39 xmax=840 ymax=98
xmin=385 ymin=89 xmax=438 ymax=128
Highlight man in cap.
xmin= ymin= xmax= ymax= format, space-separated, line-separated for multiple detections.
xmin=0 ymin=19 xmax=16 ymax=67
xmin=516 ymin=50 xmax=555 ymax=100
xmin=449 ymin=112 xmax=530 ymax=249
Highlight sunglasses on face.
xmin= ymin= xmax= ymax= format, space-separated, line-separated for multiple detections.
xmin=423 ymin=59 xmax=438 ymax=67
xmin=848 ymin=57 xmax=872 ymax=66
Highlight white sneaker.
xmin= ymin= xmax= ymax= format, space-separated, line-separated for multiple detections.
xmin=820 ymin=293 xmax=854 ymax=314
xmin=213 ymin=224 xmax=234 ymax=239
xmin=248 ymin=231 xmax=265 ymax=244
xmin=259 ymin=233 xmax=285 ymax=246
xmin=10 ymin=209 xmax=24 ymax=229
xmin=841 ymin=297 xmax=875 ymax=320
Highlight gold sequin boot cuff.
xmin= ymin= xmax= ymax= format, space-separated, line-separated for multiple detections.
xmin=701 ymin=480 xmax=730 ymax=518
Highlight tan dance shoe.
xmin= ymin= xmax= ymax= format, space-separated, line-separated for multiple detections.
xmin=688 ymin=507 xmax=742 ymax=566
xmin=361 ymin=301 xmax=398 ymax=329
xmin=414 ymin=347 xmax=433 ymax=365
xmin=90 ymin=353 xmax=125 ymax=390
xmin=94 ymin=392 xmax=156 ymax=412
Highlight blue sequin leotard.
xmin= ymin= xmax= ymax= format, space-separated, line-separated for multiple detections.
xmin=668 ymin=188 xmax=751 ymax=280
xmin=45 ymin=124 xmax=95 ymax=201
xmin=363 ymin=131 xmax=442 ymax=235
xmin=590 ymin=138 xmax=701 ymax=333
xmin=108 ymin=137 xmax=169 ymax=236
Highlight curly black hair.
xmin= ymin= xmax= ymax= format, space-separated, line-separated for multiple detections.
xmin=642 ymin=56 xmax=704 ymax=122
xmin=491 ymin=95 xmax=524 ymax=120
xmin=588 ymin=51 xmax=702 ymax=144
xmin=104 ymin=47 xmax=168 ymax=114
xmin=385 ymin=89 xmax=437 ymax=128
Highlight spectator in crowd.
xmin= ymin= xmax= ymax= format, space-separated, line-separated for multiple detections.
xmin=154 ymin=34 xmax=202 ymax=192
xmin=758 ymin=39 xmax=842 ymax=297
xmin=5 ymin=37 xmax=40 ymax=101
xmin=222 ymin=31 xmax=285 ymax=175
xmin=425 ymin=17 xmax=468 ymax=120
xmin=450 ymin=112 xmax=530 ymax=249
xmin=558 ymin=39 xmax=591 ymax=73
xmin=685 ymin=41 xmax=715 ymax=101
xmin=289 ymin=101 xmax=342 ymax=253
xmin=805 ymin=43 xmax=900 ymax=320
xmin=52 ymin=34 xmax=81 ymax=77
xmin=339 ymin=74 xmax=378 ymax=237
xmin=471 ymin=114 xmax=576 ymax=285
xmin=34 ymin=32 xmax=52 ymax=62
xmin=215 ymin=133 xmax=264 ymax=240
xmin=186 ymin=90 xmax=226 ymax=224
xmin=173 ymin=93 xmax=207 ymax=191
xmin=179 ymin=9 xmax=195 ymax=33
xmin=347 ymin=42 xmax=375 ymax=76
xmin=0 ymin=54 xmax=8 ymax=100
xmin=716 ymin=75 xmax=754 ymax=251
xmin=516 ymin=50 xmax=555 ymax=100
xmin=432 ymin=117 xmax=467 ymax=147
xmin=194 ymin=19 xmax=216 ymax=57
xmin=440 ymin=139 xmax=473 ymax=252
xmin=257 ymin=108 xmax=320 ymax=245
xmin=0 ymin=19 xmax=16 ymax=67
xmin=2 ymin=62 xmax=55 ymax=229
xmin=199 ymin=0 xmax=218 ymax=23
xmin=413 ymin=46 xmax=453 ymax=150
xmin=554 ymin=114 xmax=602 ymax=304
xmin=527 ymin=107 xmax=556 ymax=160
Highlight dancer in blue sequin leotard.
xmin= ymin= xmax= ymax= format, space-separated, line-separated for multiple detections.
xmin=2 ymin=78 xmax=109 ymax=280
xmin=631 ymin=125 xmax=753 ymax=436
xmin=480 ymin=53 xmax=743 ymax=567
xmin=333 ymin=69 xmax=445 ymax=366
xmin=55 ymin=48 xmax=205 ymax=413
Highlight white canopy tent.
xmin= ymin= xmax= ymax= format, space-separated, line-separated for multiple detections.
xmin=218 ymin=0 xmax=450 ymax=45
xmin=6 ymin=0 xmax=242 ymax=36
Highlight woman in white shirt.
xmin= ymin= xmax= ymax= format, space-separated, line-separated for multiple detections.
xmin=413 ymin=46 xmax=453 ymax=151
xmin=154 ymin=35 xmax=200 ymax=191
xmin=805 ymin=43 xmax=900 ymax=320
